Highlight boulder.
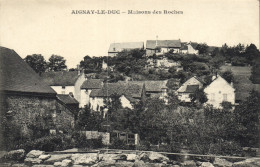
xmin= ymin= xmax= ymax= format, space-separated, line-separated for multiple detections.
xmin=2 ymin=149 xmax=25 ymax=161
xmin=44 ymin=154 xmax=72 ymax=164
xmin=32 ymin=165 xmax=54 ymax=167
xmin=201 ymin=162 xmax=214 ymax=167
xmin=61 ymin=159 xmax=72 ymax=167
xmin=27 ymin=150 xmax=45 ymax=158
xmin=93 ymin=160 xmax=117 ymax=167
xmin=232 ymin=158 xmax=260 ymax=167
xmin=11 ymin=164 xmax=29 ymax=167
xmin=99 ymin=154 xmax=126 ymax=161
xmin=53 ymin=162 xmax=62 ymax=167
xmin=133 ymin=161 xmax=165 ymax=167
xmin=180 ymin=160 xmax=196 ymax=167
xmin=39 ymin=154 xmax=51 ymax=161
xmin=213 ymin=158 xmax=233 ymax=167
xmin=126 ymin=154 xmax=137 ymax=162
xmin=114 ymin=161 xmax=134 ymax=167
xmin=148 ymin=152 xmax=169 ymax=163
xmin=138 ymin=153 xmax=149 ymax=162
xmin=24 ymin=157 xmax=43 ymax=165
xmin=71 ymin=153 xmax=98 ymax=165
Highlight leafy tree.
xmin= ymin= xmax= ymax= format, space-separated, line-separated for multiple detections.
xmin=234 ymin=90 xmax=260 ymax=147
xmin=250 ymin=57 xmax=260 ymax=84
xmin=221 ymin=70 xmax=234 ymax=83
xmin=24 ymin=54 xmax=47 ymax=73
xmin=48 ymin=55 xmax=67 ymax=71
xmin=244 ymin=44 xmax=260 ymax=63
xmin=189 ymin=89 xmax=208 ymax=104
xmin=196 ymin=43 xmax=209 ymax=54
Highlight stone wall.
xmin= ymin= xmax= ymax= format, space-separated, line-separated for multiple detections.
xmin=1 ymin=94 xmax=75 ymax=145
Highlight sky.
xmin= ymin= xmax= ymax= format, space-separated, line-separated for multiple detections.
xmin=0 ymin=0 xmax=259 ymax=68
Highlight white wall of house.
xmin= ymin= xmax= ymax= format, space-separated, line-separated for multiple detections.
xmin=177 ymin=77 xmax=203 ymax=102
xmin=187 ymin=44 xmax=199 ymax=55
xmin=89 ymin=95 xmax=133 ymax=111
xmin=120 ymin=95 xmax=133 ymax=109
xmin=204 ymin=76 xmax=235 ymax=109
xmin=51 ymin=86 xmax=75 ymax=95
xmin=74 ymin=73 xmax=86 ymax=102
xmin=90 ymin=97 xmax=105 ymax=111
xmin=80 ymin=89 xmax=92 ymax=108
xmin=108 ymin=52 xmax=117 ymax=57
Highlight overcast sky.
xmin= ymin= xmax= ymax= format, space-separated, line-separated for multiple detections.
xmin=0 ymin=0 xmax=259 ymax=68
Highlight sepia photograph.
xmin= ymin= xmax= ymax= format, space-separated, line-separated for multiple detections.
xmin=0 ymin=0 xmax=259 ymax=166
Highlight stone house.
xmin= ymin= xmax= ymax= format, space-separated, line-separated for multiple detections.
xmin=177 ymin=76 xmax=204 ymax=102
xmin=41 ymin=71 xmax=86 ymax=103
xmin=108 ymin=42 xmax=144 ymax=57
xmin=204 ymin=75 xmax=235 ymax=109
xmin=89 ymin=82 xmax=146 ymax=111
xmin=80 ymin=79 xmax=103 ymax=108
xmin=146 ymin=39 xmax=182 ymax=56
xmin=180 ymin=42 xmax=199 ymax=55
xmin=0 ymin=47 xmax=76 ymax=148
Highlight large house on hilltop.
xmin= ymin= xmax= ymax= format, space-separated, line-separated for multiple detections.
xmin=146 ymin=39 xmax=182 ymax=56
xmin=0 ymin=47 xmax=76 ymax=148
xmin=108 ymin=42 xmax=144 ymax=57
xmin=204 ymin=75 xmax=235 ymax=109
xmin=177 ymin=76 xmax=204 ymax=102
xmin=80 ymin=79 xmax=104 ymax=108
xmin=180 ymin=42 xmax=199 ymax=55
xmin=41 ymin=71 xmax=86 ymax=103
xmin=89 ymin=82 xmax=145 ymax=111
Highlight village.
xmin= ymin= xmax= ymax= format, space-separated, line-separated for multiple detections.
xmin=0 ymin=37 xmax=260 ymax=167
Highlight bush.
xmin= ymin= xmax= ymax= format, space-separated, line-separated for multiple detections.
xmin=74 ymin=132 xmax=103 ymax=149
xmin=19 ymin=135 xmax=63 ymax=152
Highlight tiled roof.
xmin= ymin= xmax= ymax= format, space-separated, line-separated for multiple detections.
xmin=0 ymin=46 xmax=56 ymax=96
xmin=57 ymin=94 xmax=79 ymax=104
xmin=41 ymin=71 xmax=81 ymax=86
xmin=185 ymin=85 xmax=199 ymax=93
xmin=146 ymin=40 xmax=181 ymax=49
xmin=180 ymin=42 xmax=188 ymax=50
xmin=90 ymin=82 xmax=144 ymax=98
xmin=81 ymin=79 xmax=103 ymax=89
xmin=108 ymin=42 xmax=144 ymax=53
xmin=122 ymin=80 xmax=168 ymax=92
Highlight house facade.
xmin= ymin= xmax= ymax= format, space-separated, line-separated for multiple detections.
xmin=204 ymin=75 xmax=235 ymax=108
xmin=80 ymin=79 xmax=103 ymax=108
xmin=146 ymin=39 xmax=182 ymax=56
xmin=89 ymin=82 xmax=145 ymax=111
xmin=108 ymin=42 xmax=144 ymax=57
xmin=0 ymin=47 xmax=75 ymax=149
xmin=180 ymin=42 xmax=199 ymax=55
xmin=41 ymin=71 xmax=86 ymax=103
xmin=177 ymin=76 xmax=203 ymax=102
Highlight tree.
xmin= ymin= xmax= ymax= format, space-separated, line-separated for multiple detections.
xmin=234 ymin=90 xmax=260 ymax=147
xmin=48 ymin=55 xmax=67 ymax=71
xmin=189 ymin=89 xmax=208 ymax=104
xmin=221 ymin=70 xmax=234 ymax=83
xmin=196 ymin=43 xmax=209 ymax=54
xmin=244 ymin=44 xmax=260 ymax=63
xmin=24 ymin=54 xmax=47 ymax=73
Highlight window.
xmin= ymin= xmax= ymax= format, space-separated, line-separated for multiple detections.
xmin=223 ymin=94 xmax=227 ymax=101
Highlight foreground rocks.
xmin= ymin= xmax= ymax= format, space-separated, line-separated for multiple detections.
xmin=1 ymin=149 xmax=260 ymax=167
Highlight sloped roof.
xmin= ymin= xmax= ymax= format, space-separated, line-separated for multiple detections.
xmin=57 ymin=94 xmax=79 ymax=104
xmin=190 ymin=42 xmax=198 ymax=49
xmin=90 ymin=82 xmax=144 ymax=98
xmin=108 ymin=42 xmax=144 ymax=53
xmin=121 ymin=80 xmax=168 ymax=92
xmin=0 ymin=46 xmax=56 ymax=96
xmin=185 ymin=85 xmax=199 ymax=93
xmin=41 ymin=71 xmax=81 ymax=86
xmin=81 ymin=79 xmax=103 ymax=89
xmin=146 ymin=40 xmax=181 ymax=49
xmin=180 ymin=42 xmax=188 ymax=50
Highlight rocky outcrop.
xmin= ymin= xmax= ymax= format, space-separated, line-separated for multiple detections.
xmin=0 ymin=149 xmax=25 ymax=162
xmin=232 ymin=158 xmax=260 ymax=167
xmin=24 ymin=150 xmax=51 ymax=166
xmin=213 ymin=158 xmax=233 ymax=167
